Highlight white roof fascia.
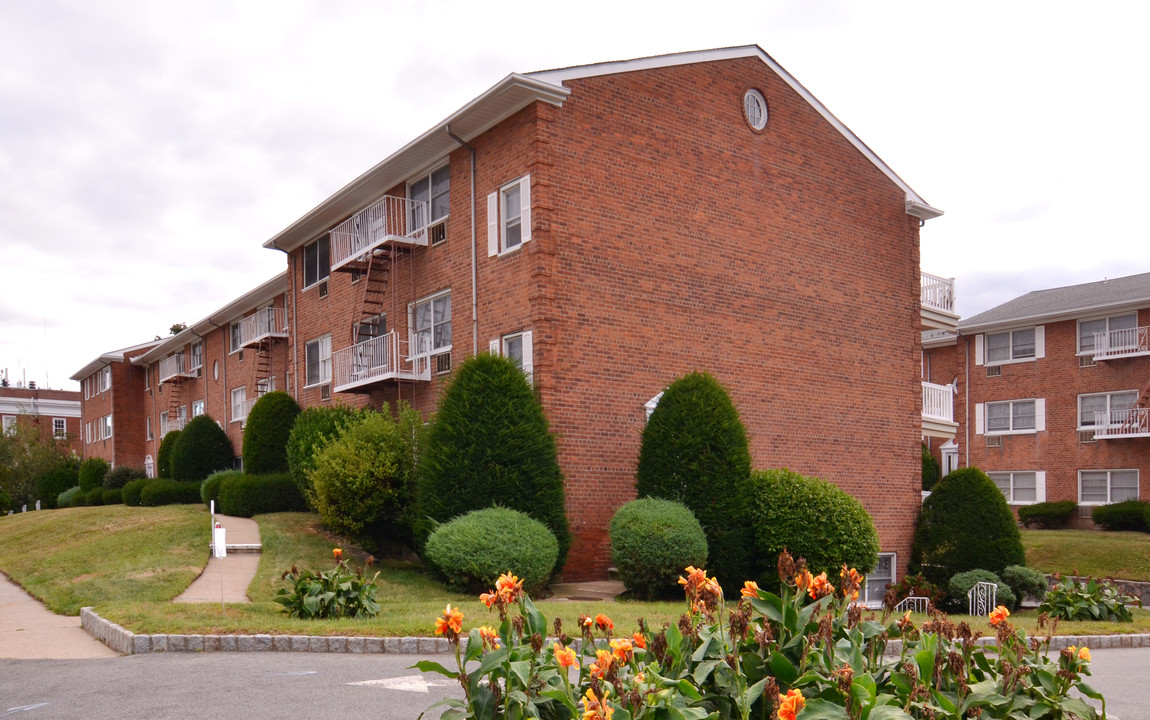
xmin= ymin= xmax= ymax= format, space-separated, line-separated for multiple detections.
xmin=70 ymin=340 xmax=160 ymax=380
xmin=529 ymin=45 xmax=943 ymax=221
xmin=0 ymin=397 xmax=81 ymax=417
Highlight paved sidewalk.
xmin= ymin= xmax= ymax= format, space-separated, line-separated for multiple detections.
xmin=174 ymin=514 xmax=262 ymax=604
xmin=0 ymin=572 xmax=118 ymax=659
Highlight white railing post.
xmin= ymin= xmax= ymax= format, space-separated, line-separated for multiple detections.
xmin=921 ymin=272 xmax=956 ymax=315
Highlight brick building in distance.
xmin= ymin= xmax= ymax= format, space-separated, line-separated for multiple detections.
xmin=0 ymin=382 xmax=83 ymax=456
xmin=70 ymin=340 xmax=160 ymax=468
xmin=75 ymin=46 xmax=952 ymax=592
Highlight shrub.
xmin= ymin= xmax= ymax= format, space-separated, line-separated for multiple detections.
xmin=749 ymin=468 xmax=880 ymax=590
xmin=77 ymin=458 xmax=110 ymax=492
xmin=424 ymin=507 xmax=558 ymax=595
xmin=242 ymin=391 xmax=301 ymax=475
xmin=947 ymin=569 xmax=1017 ymax=612
xmin=1002 ymin=565 xmax=1048 ymax=604
xmin=57 ymin=486 xmax=83 ymax=509
xmin=1018 ymin=500 xmax=1077 ymax=529
xmin=201 ymin=470 xmax=243 ymax=507
xmin=1039 ymin=574 xmax=1139 ymax=622
xmin=171 ymin=415 xmax=234 ymax=482
xmin=218 ymin=473 xmax=305 ymax=517
xmin=911 ymin=467 xmax=1026 ymax=587
xmin=609 ymin=498 xmax=708 ymax=599
xmin=275 ymin=551 xmax=380 ymax=619
xmin=286 ymin=405 xmax=368 ymax=509
xmin=1092 ymin=500 xmax=1149 ymax=531
xmin=881 ymin=572 xmax=946 ymax=611
xmin=84 ymin=487 xmax=105 ymax=506
xmin=140 ymin=479 xmax=203 ymax=506
xmin=122 ymin=477 xmax=151 ymax=507
xmin=157 ymin=430 xmax=181 ymax=477
xmin=101 ymin=488 xmax=123 ymax=505
xmin=417 ymin=354 xmax=568 ymax=570
xmin=0 ymin=489 xmax=10 ymax=512
xmin=103 ymin=465 xmax=145 ymax=490
xmin=921 ymin=443 xmax=941 ymax=491
xmin=636 ymin=372 xmax=753 ymax=592
xmin=37 ymin=466 xmax=78 ymax=509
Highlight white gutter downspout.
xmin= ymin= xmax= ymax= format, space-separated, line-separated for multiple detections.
xmin=445 ymin=124 xmax=478 ymax=354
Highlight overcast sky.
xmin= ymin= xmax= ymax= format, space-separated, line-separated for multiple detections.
xmin=2 ymin=1 xmax=1147 ymax=390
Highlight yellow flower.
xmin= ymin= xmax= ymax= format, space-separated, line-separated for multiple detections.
xmin=740 ymin=580 xmax=760 ymax=598
xmin=609 ymin=638 xmax=633 ymax=662
xmin=808 ymin=572 xmax=832 ymax=600
xmin=632 ymin=632 xmax=647 ymax=649
xmin=777 ymin=689 xmax=805 ymax=720
xmin=595 ymin=613 xmax=614 ymax=632
xmin=478 ymin=625 xmax=501 ymax=650
xmin=553 ymin=642 xmax=578 ymax=668
xmin=434 ymin=604 xmax=464 ymax=636
xmin=495 ymin=572 xmax=524 ymax=603
xmin=988 ymin=605 xmax=1010 ymax=627
xmin=582 ymin=687 xmax=614 ymax=720
xmin=590 ymin=649 xmax=614 ymax=677
xmin=1078 ymin=646 xmax=1091 ymax=662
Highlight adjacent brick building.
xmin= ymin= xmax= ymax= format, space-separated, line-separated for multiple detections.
xmin=0 ymin=383 xmax=83 ymax=456
xmin=69 ymin=340 xmax=160 ymax=467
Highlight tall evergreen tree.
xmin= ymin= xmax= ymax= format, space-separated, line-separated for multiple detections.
xmin=171 ymin=415 xmax=234 ymax=482
xmin=242 ymin=391 xmax=301 ymax=475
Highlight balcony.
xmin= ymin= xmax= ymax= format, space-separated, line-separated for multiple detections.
xmin=922 ymin=381 xmax=958 ymax=439
xmin=1093 ymin=408 xmax=1150 ymax=439
xmin=239 ymin=307 xmax=287 ymax=348
xmin=921 ymin=272 xmax=959 ymax=332
xmin=158 ymin=354 xmax=199 ymax=384
xmin=160 ymin=417 xmax=187 ymax=437
xmin=329 ymin=195 xmax=429 ymax=272
xmin=332 ymin=330 xmax=430 ymax=393
xmin=1093 ymin=326 xmax=1150 ymax=360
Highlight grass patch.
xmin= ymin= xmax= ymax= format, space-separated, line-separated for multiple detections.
xmin=0 ymin=505 xmax=208 ymax=614
xmin=1022 ymin=529 xmax=1150 ymax=582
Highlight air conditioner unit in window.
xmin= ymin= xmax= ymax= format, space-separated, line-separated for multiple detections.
xmin=986 ymin=365 xmax=1002 ymax=377
xmin=985 ymin=435 xmax=1003 ymax=448
xmin=435 ymin=353 xmax=452 ymax=375
xmin=320 ymin=384 xmax=331 ymax=401
xmin=319 ymin=281 xmax=329 ymax=298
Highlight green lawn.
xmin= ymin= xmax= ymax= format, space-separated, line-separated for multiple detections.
xmin=1022 ymin=528 xmax=1150 ymax=582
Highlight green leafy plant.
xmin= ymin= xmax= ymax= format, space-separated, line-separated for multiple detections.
xmin=121 ymin=477 xmax=151 ymax=507
xmin=947 ymin=569 xmax=1017 ymax=612
xmin=1092 ymin=500 xmax=1149 ymax=532
xmin=101 ymin=488 xmax=123 ymax=505
xmin=1018 ymin=500 xmax=1077 ymax=529
xmin=56 ymin=485 xmax=82 ymax=509
xmin=242 ymin=391 xmax=301 ymax=475
xmin=84 ymin=487 xmax=105 ymax=506
xmin=102 ymin=465 xmax=145 ymax=490
xmin=286 ymin=404 xmax=370 ymax=510
xmin=157 ymin=430 xmax=181 ymax=478
xmin=921 ymin=442 xmax=941 ymax=491
xmin=171 ymin=415 xmax=234 ymax=482
xmin=610 ymin=498 xmax=707 ymax=599
xmin=424 ymin=507 xmax=558 ymax=595
xmin=201 ymin=469 xmax=243 ymax=507
xmin=36 ymin=465 xmax=78 ymax=509
xmin=78 ymin=458 xmax=110 ymax=492
xmin=139 ymin=479 xmax=203 ymax=506
xmin=217 ymin=472 xmax=305 ymax=517
xmin=1038 ymin=574 xmax=1141 ymax=622
xmin=1001 ymin=564 xmax=1048 ymax=604
xmin=275 ymin=548 xmax=381 ymax=619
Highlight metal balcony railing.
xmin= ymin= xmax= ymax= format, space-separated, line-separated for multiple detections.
xmin=329 ymin=195 xmax=429 ymax=271
xmin=1093 ymin=408 xmax=1150 ymax=439
xmin=922 ymin=381 xmax=955 ymax=422
xmin=332 ymin=330 xmax=429 ymax=393
xmin=921 ymin=272 xmax=956 ymax=316
xmin=158 ymin=354 xmax=197 ymax=383
xmin=1092 ymin=326 xmax=1150 ymax=360
xmin=239 ymin=307 xmax=287 ymax=348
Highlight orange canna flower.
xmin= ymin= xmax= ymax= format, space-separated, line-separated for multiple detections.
xmin=595 ymin=613 xmax=614 ymax=632
xmin=808 ymin=572 xmax=832 ymax=600
xmin=580 ymin=614 xmax=593 ymax=629
xmin=741 ymin=580 xmax=760 ymax=598
xmin=1078 ymin=646 xmax=1091 ymax=662
xmin=632 ymin=632 xmax=647 ymax=649
xmin=794 ymin=569 xmax=813 ymax=592
xmin=777 ymin=689 xmax=805 ymax=720
xmin=479 ymin=591 xmax=497 ymax=608
xmin=582 ymin=687 xmax=614 ymax=720
xmin=434 ymin=604 xmax=464 ymax=636
xmin=333 ymin=548 xmax=343 ymax=561
xmin=553 ymin=642 xmax=578 ymax=668
xmin=495 ymin=572 xmax=524 ymax=603
xmin=703 ymin=575 xmax=723 ymax=599
xmin=478 ymin=625 xmax=501 ymax=650
xmin=609 ymin=638 xmax=633 ymax=662
xmin=590 ymin=649 xmax=614 ymax=677
xmin=635 ymin=672 xmax=646 ymax=684
xmin=988 ymin=605 xmax=1010 ymax=627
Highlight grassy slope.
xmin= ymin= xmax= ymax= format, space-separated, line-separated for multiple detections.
xmin=1022 ymin=529 xmax=1150 ymax=582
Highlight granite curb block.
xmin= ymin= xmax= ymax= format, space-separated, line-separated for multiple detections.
xmin=81 ymin=608 xmax=1150 ymax=656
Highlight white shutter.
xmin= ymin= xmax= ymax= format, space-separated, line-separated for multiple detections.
xmin=974 ymin=335 xmax=984 ymax=366
xmin=521 ymin=330 xmax=534 ymax=382
xmin=1035 ymin=471 xmax=1046 ymax=502
xmin=1035 ymin=398 xmax=1046 ymax=431
xmin=1034 ymin=326 xmax=1045 ymax=359
xmin=489 ymin=339 xmax=500 ymax=354
xmin=487 ymin=192 xmax=499 ymax=257
xmin=975 ymin=403 xmax=984 ymax=434
xmin=520 ymin=175 xmax=532 ymax=245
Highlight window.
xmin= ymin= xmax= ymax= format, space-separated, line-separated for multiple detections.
xmin=1079 ymin=390 xmax=1137 ymax=429
xmin=143 ymin=366 xmax=150 ymax=391
xmin=305 ymin=335 xmax=332 ymax=386
xmin=257 ymin=377 xmax=274 ymax=395
xmin=230 ymin=321 xmax=243 ymax=353
xmin=1079 ymin=469 xmax=1139 ymax=505
xmin=408 ymin=165 xmax=450 ymax=231
xmin=146 ymin=416 xmax=153 ymax=441
xmin=84 ymin=378 xmax=90 ymax=400
xmin=743 ymin=89 xmax=768 ymax=131
xmin=178 ymin=405 xmax=187 ymax=426
xmin=190 ymin=341 xmax=203 ymax=370
xmin=989 ymin=471 xmax=1044 ymax=504
xmin=1078 ymin=314 xmax=1137 ymax=354
xmin=985 ymin=328 xmax=1036 ymax=363
xmin=487 ymin=176 xmax=531 ymax=256
xmin=101 ymin=415 xmax=113 ymax=440
xmin=160 ymin=410 xmax=169 ymax=433
xmin=355 ymin=313 xmax=386 ymax=343
xmin=85 ymin=421 xmax=91 ymax=444
xmin=303 ymin=236 xmax=331 ymax=289
xmin=863 ymin=553 xmax=896 ymax=608
xmin=53 ymin=418 xmax=66 ymax=438
xmin=412 ymin=292 xmax=452 ymax=357
xmin=490 ymin=331 xmax=534 ymax=381
xmin=2 ymin=415 xmax=15 ymax=435
xmin=192 ymin=400 xmax=205 ymax=417
xmin=231 ymin=387 xmax=247 ymax=423
xmin=983 ymin=399 xmax=1039 ymax=433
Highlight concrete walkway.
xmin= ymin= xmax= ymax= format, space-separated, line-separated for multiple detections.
xmin=174 ymin=514 xmax=262 ymax=604
xmin=0 ymin=572 xmax=117 ymax=659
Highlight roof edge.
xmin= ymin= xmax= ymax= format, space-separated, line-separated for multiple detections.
xmin=959 ymin=296 xmax=1150 ymax=334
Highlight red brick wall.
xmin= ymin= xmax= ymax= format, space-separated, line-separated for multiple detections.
xmin=78 ymin=358 xmax=151 ymax=468
xmin=0 ymin=387 xmax=82 ymax=455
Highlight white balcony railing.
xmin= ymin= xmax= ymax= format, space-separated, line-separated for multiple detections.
xmin=329 ymin=195 xmax=429 ymax=272
xmin=239 ymin=306 xmax=287 ymax=348
xmin=921 ymin=272 xmax=956 ymax=316
xmin=1093 ymin=326 xmax=1150 ymax=360
xmin=332 ymin=330 xmax=429 ymax=393
xmin=160 ymin=417 xmax=187 ymax=437
xmin=922 ymin=381 xmax=955 ymax=423
xmin=1093 ymin=408 xmax=1150 ymax=439
xmin=158 ymin=354 xmax=197 ymax=383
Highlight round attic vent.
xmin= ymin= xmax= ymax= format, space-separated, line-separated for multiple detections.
xmin=743 ymin=89 xmax=768 ymax=131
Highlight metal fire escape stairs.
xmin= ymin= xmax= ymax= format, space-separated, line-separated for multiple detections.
xmin=255 ymin=337 xmax=274 ymax=396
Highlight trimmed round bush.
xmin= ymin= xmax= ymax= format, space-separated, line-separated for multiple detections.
xmin=242 ymin=391 xmax=301 ymax=475
xmin=84 ymin=487 xmax=105 ymax=506
xmin=171 ymin=415 xmax=234 ymax=483
xmin=424 ymin=507 xmax=558 ymax=595
xmin=57 ymin=486 xmax=83 ymax=509
xmin=286 ymin=405 xmax=368 ymax=510
xmin=37 ymin=466 xmax=78 ymax=510
xmin=911 ymin=467 xmax=1026 ymax=587
xmin=122 ymin=477 xmax=150 ymax=507
xmin=610 ymin=498 xmax=708 ymax=599
xmin=417 ymin=354 xmax=568 ymax=570
xmin=101 ymin=488 xmax=123 ymax=505
xmin=1001 ymin=565 xmax=1047 ymax=604
xmin=947 ymin=569 xmax=1017 ymax=612
xmin=218 ymin=473 xmax=306 ymax=517
xmin=157 ymin=430 xmax=181 ymax=478
xmin=636 ymin=372 xmax=753 ymax=592
xmin=202 ymin=470 xmax=243 ymax=507
xmin=140 ymin=479 xmax=203 ymax=506
xmin=1018 ymin=501 xmax=1077 ymax=529
xmin=921 ymin=443 xmax=941 ymax=491
xmin=750 ymin=468 xmax=880 ymax=589
xmin=78 ymin=458 xmax=110 ymax=492
xmin=103 ymin=465 xmax=145 ymax=490
xmin=1092 ymin=500 xmax=1148 ymax=532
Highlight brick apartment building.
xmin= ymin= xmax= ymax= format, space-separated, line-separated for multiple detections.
xmin=75 ymin=46 xmax=951 ymax=589
xmin=950 ymin=272 xmax=1150 ymax=524
xmin=0 ymin=383 xmax=83 ymax=455
xmin=70 ymin=340 xmax=160 ymax=468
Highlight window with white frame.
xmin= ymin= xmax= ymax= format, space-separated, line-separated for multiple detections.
xmin=487 ymin=176 xmax=531 ymax=256
xmin=981 ymin=399 xmax=1041 ymax=434
xmin=408 ymin=165 xmax=450 ymax=231
xmin=1079 ymin=390 xmax=1137 ymax=429
xmin=863 ymin=553 xmax=896 ymax=608
xmin=190 ymin=341 xmax=203 ymax=369
xmin=84 ymin=378 xmax=90 ymax=399
xmin=53 ymin=418 xmax=66 ymax=438
xmin=257 ymin=377 xmax=274 ymax=395
xmin=303 ymin=236 xmax=330 ymax=289
xmin=989 ymin=471 xmax=1044 ymax=504
xmin=85 ymin=421 xmax=91 ymax=444
xmin=1079 ymin=469 xmax=1139 ymax=505
xmin=178 ymin=405 xmax=187 ymax=426
xmin=985 ymin=328 xmax=1036 ymax=364
xmin=1078 ymin=314 xmax=1137 ymax=354
xmin=101 ymin=414 xmax=112 ymax=440
xmin=146 ymin=416 xmax=153 ymax=441
xmin=2 ymin=415 xmax=15 ymax=435
xmin=305 ymin=335 xmax=332 ymax=386
xmin=192 ymin=399 xmax=205 ymax=417
xmin=230 ymin=321 xmax=243 ymax=353
xmin=412 ymin=292 xmax=452 ymax=357
xmin=159 ymin=411 xmax=169 ymax=432
xmin=489 ymin=331 xmax=534 ymax=380
xmin=231 ymin=387 xmax=247 ymax=423
xmin=143 ymin=366 xmax=150 ymax=391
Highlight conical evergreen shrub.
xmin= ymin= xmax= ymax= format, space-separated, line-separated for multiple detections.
xmin=171 ymin=415 xmax=234 ymax=483
xmin=157 ymin=430 xmax=181 ymax=478
xmin=242 ymin=391 xmax=301 ymax=475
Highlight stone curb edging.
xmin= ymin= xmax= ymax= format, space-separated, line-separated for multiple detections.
xmin=81 ymin=607 xmax=1150 ymax=656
